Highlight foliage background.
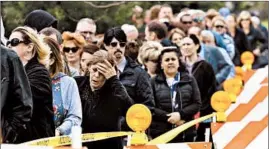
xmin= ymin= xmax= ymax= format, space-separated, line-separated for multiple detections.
xmin=1 ymin=1 xmax=268 ymax=37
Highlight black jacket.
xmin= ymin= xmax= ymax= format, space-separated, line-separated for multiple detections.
xmin=75 ymin=76 xmax=133 ymax=149
xmin=15 ymin=55 xmax=55 ymax=143
xmin=245 ymin=27 xmax=267 ymax=51
xmin=1 ymin=46 xmax=33 ymax=143
xmin=191 ymin=60 xmax=218 ymax=116
xmin=120 ymin=57 xmax=155 ymax=109
xmin=150 ymin=70 xmax=201 ymax=141
xmin=229 ymin=28 xmax=251 ymax=66
xmin=119 ymin=57 xmax=155 ymax=130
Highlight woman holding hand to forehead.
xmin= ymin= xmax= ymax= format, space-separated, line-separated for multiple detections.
xmin=180 ymin=34 xmax=218 ymax=142
xmin=75 ymin=50 xmax=133 ymax=149
xmin=150 ymin=47 xmax=201 ymax=142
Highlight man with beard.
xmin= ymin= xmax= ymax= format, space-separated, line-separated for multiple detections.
xmin=103 ymin=27 xmax=155 ymax=133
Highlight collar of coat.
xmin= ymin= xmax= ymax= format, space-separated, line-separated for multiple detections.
xmin=155 ymin=70 xmax=192 ymax=84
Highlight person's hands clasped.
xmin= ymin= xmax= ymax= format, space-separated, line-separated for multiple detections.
xmin=167 ymin=112 xmax=181 ymax=124
xmin=96 ymin=60 xmax=117 ymax=79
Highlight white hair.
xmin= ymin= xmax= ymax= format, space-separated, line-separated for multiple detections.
xmin=251 ymin=16 xmax=260 ymax=25
xmin=201 ymin=30 xmax=214 ymax=41
xmin=121 ymin=24 xmax=139 ymax=41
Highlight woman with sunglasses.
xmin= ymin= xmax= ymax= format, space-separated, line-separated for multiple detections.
xmin=150 ymin=47 xmax=201 ymax=142
xmin=43 ymin=37 xmax=82 ymax=136
xmin=179 ymin=35 xmax=218 ymax=143
xmin=7 ymin=26 xmax=54 ymax=142
xmin=62 ymin=31 xmax=86 ymax=75
xmin=211 ymin=16 xmax=235 ymax=61
xmin=237 ymin=11 xmax=268 ymax=69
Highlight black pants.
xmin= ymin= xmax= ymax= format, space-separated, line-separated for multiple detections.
xmin=196 ymin=123 xmax=214 ymax=149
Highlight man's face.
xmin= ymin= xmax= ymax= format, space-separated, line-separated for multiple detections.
xmin=145 ymin=26 xmax=154 ymax=41
xmin=105 ymin=38 xmax=126 ymax=64
xmin=201 ymin=36 xmax=215 ymax=46
xmin=76 ymin=22 xmax=96 ymax=42
xmin=158 ymin=7 xmax=173 ymax=20
xmin=181 ymin=15 xmax=193 ymax=32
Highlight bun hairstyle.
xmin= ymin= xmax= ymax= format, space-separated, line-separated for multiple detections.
xmin=62 ymin=31 xmax=86 ymax=48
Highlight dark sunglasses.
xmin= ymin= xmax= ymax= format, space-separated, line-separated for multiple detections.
xmin=193 ymin=17 xmax=204 ymax=23
xmin=164 ymin=57 xmax=177 ymax=62
xmin=63 ymin=47 xmax=79 ymax=53
xmin=6 ymin=38 xmax=28 ymax=47
xmin=241 ymin=18 xmax=250 ymax=22
xmin=110 ymin=42 xmax=126 ymax=48
xmin=182 ymin=21 xmax=192 ymax=24
xmin=215 ymin=25 xmax=225 ymax=28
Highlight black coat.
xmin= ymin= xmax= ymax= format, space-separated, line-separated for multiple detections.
xmin=16 ymin=55 xmax=55 ymax=143
xmin=150 ymin=70 xmax=201 ymax=141
xmin=119 ymin=57 xmax=155 ymax=131
xmin=1 ymin=46 xmax=33 ymax=143
xmin=229 ymin=28 xmax=251 ymax=66
xmin=191 ymin=60 xmax=218 ymax=116
xmin=75 ymin=76 xmax=133 ymax=149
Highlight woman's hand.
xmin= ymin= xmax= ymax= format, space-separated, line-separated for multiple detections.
xmin=167 ymin=112 xmax=181 ymax=124
xmin=55 ymin=129 xmax=60 ymax=136
xmin=96 ymin=60 xmax=117 ymax=79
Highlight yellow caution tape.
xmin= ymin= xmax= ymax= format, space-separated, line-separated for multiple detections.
xmin=22 ymin=131 xmax=134 ymax=147
xmin=147 ymin=113 xmax=216 ymax=145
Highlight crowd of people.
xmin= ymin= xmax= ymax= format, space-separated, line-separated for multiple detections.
xmin=1 ymin=4 xmax=268 ymax=149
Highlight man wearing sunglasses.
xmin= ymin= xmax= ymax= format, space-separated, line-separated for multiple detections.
xmin=103 ymin=27 xmax=155 ymax=132
xmin=1 ymin=45 xmax=33 ymax=143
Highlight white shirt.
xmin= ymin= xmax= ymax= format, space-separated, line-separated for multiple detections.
xmin=117 ymin=57 xmax=127 ymax=73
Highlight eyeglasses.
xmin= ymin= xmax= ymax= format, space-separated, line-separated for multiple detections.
xmin=215 ymin=25 xmax=225 ymax=28
xmin=241 ymin=18 xmax=250 ymax=22
xmin=193 ymin=17 xmax=204 ymax=23
xmin=63 ymin=47 xmax=79 ymax=53
xmin=110 ymin=42 xmax=126 ymax=48
xmin=6 ymin=38 xmax=27 ymax=47
xmin=182 ymin=21 xmax=192 ymax=24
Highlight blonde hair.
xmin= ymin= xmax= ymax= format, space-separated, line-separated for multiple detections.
xmin=168 ymin=28 xmax=186 ymax=40
xmin=62 ymin=31 xmax=86 ymax=48
xmin=138 ymin=41 xmax=163 ymax=64
xmin=211 ymin=16 xmax=227 ymax=27
xmin=237 ymin=11 xmax=252 ymax=28
xmin=12 ymin=26 xmax=50 ymax=65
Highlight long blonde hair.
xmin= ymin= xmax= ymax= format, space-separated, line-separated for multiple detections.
xmin=12 ymin=26 xmax=50 ymax=65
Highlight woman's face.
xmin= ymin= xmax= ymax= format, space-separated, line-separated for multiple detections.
xmin=213 ymin=20 xmax=226 ymax=34
xmin=180 ymin=37 xmax=198 ymax=57
xmin=225 ymin=15 xmax=236 ymax=28
xmin=171 ymin=33 xmax=183 ymax=47
xmin=63 ymin=41 xmax=82 ymax=63
xmin=240 ymin=17 xmax=251 ymax=29
xmin=161 ymin=51 xmax=179 ymax=77
xmin=8 ymin=31 xmax=33 ymax=64
xmin=81 ymin=52 xmax=94 ymax=73
xmin=144 ymin=59 xmax=158 ymax=76
xmin=89 ymin=63 xmax=106 ymax=90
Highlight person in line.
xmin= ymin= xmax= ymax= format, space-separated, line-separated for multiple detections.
xmin=44 ymin=37 xmax=82 ymax=136
xmin=150 ymin=47 xmax=201 ymax=142
xmin=75 ymin=50 xmax=133 ymax=149
xmin=7 ymin=26 xmax=54 ymax=142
